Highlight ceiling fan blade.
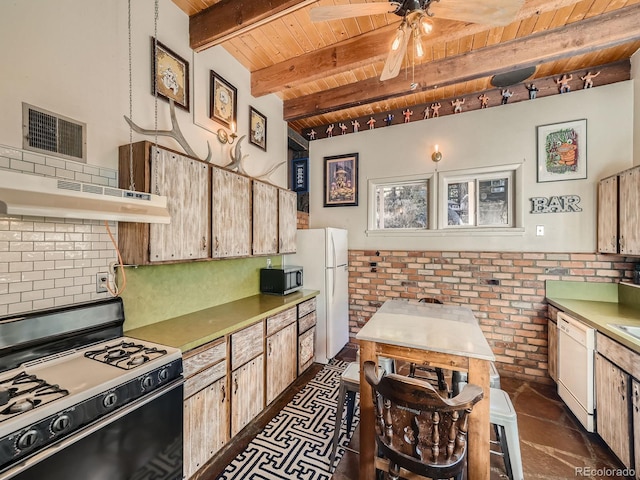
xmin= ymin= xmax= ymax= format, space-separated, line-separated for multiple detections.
xmin=380 ymin=22 xmax=411 ymax=81
xmin=309 ymin=2 xmax=401 ymax=22
xmin=429 ymin=0 xmax=525 ymax=26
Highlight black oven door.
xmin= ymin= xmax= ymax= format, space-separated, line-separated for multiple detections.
xmin=7 ymin=381 xmax=183 ymax=480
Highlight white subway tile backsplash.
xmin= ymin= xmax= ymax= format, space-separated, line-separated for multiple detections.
xmin=21 ymin=271 xmax=44 ymax=282
xmin=22 ymin=232 xmax=45 ymax=242
xmin=10 ymin=159 xmax=35 ymax=173
xmin=0 ymin=293 xmax=21 ymax=305
xmin=0 ymin=232 xmax=21 ymax=241
xmin=32 ymin=299 xmax=55 ymax=310
xmin=9 ymin=242 xmax=33 ymax=252
xmin=0 ymin=157 xmax=10 ymax=169
xmin=54 ymin=297 xmax=74 ymax=307
xmin=33 ymin=242 xmax=56 ymax=252
xmin=21 ymin=252 xmax=45 ymax=262
xmin=23 ymin=152 xmax=46 ymax=165
xmin=9 ymin=302 xmax=33 ymax=314
xmin=45 ymin=157 xmax=66 ymax=169
xmin=9 ymin=282 xmax=33 ymax=293
xmin=44 ymin=270 xmax=64 ymax=280
xmin=33 ymin=279 xmax=55 ymax=290
xmin=9 ymin=262 xmax=33 ymax=273
xmin=34 ymin=164 xmax=56 ymax=176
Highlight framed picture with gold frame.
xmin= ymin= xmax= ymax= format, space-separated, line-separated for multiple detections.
xmin=210 ymin=70 xmax=237 ymax=130
xmin=324 ymin=153 xmax=358 ymax=207
xmin=249 ymin=106 xmax=267 ymax=151
xmin=151 ymin=38 xmax=189 ymax=111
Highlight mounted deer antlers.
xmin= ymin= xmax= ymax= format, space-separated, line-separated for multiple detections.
xmin=225 ymin=136 xmax=285 ymax=182
xmin=123 ymin=99 xmax=212 ymax=163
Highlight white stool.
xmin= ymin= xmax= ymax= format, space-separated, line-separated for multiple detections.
xmin=490 ymin=387 xmax=524 ymax=480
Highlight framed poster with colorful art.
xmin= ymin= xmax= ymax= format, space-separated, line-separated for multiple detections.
xmin=210 ymin=70 xmax=237 ymax=130
xmin=151 ymin=38 xmax=190 ymax=111
xmin=536 ymin=119 xmax=587 ymax=182
xmin=324 ymin=153 xmax=358 ymax=207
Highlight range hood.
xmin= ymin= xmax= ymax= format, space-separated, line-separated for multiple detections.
xmin=0 ymin=170 xmax=170 ymax=223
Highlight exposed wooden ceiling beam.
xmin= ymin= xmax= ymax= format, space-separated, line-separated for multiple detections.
xmin=189 ymin=0 xmax=317 ymax=52
xmin=252 ymin=0 xmax=584 ymax=97
xmin=283 ymin=4 xmax=640 ymax=121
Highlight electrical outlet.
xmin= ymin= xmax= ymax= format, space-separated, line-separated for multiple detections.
xmin=536 ymin=225 xmax=545 ymax=236
xmin=96 ymin=273 xmax=108 ymax=293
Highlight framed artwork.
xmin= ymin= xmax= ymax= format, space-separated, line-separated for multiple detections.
xmin=291 ymin=158 xmax=308 ymax=193
xmin=324 ymin=153 xmax=358 ymax=207
xmin=210 ymin=70 xmax=237 ymax=129
xmin=536 ymin=119 xmax=587 ymax=182
xmin=249 ymin=106 xmax=267 ymax=151
xmin=151 ymin=38 xmax=190 ymax=111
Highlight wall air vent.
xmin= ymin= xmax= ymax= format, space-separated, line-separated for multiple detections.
xmin=22 ymin=103 xmax=87 ymax=162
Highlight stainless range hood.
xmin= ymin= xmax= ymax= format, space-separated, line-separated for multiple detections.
xmin=0 ymin=170 xmax=170 ymax=223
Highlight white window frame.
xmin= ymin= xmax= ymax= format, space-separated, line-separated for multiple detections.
xmin=438 ymin=163 xmax=522 ymax=230
xmin=366 ymin=174 xmax=436 ymax=235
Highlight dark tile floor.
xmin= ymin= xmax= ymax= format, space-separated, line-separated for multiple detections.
xmin=332 ymin=346 xmax=632 ymax=480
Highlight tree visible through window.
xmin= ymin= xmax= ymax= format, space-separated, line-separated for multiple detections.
xmin=375 ymin=181 xmax=428 ymax=229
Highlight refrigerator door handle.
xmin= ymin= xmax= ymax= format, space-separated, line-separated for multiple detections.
xmin=330 ymin=234 xmax=336 ymax=268
xmin=331 ymin=267 xmax=335 ymax=300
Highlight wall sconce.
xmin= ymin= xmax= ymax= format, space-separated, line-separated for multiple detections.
xmin=217 ymin=122 xmax=237 ymax=145
xmin=431 ymin=144 xmax=442 ymax=163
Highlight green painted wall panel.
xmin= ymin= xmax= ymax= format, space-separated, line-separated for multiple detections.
xmin=119 ymin=256 xmax=281 ymax=330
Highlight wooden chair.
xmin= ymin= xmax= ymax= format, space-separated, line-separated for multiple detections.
xmin=363 ymin=361 xmax=484 ymax=480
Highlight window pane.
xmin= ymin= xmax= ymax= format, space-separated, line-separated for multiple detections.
xmin=375 ymin=183 xmax=427 ymax=229
xmin=478 ymin=178 xmax=509 ymax=225
xmin=447 ymin=181 xmax=474 ymax=226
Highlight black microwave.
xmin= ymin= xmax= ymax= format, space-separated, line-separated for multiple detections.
xmin=260 ymin=266 xmax=303 ymax=295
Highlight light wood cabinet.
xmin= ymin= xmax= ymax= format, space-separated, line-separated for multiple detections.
xmin=278 ymin=188 xmax=297 ymax=254
xmin=266 ymin=322 xmax=297 ymax=404
xmin=618 ymin=167 xmax=640 ymax=255
xmin=211 ymin=166 xmax=251 ymax=258
xmin=598 ymin=165 xmax=640 ymax=255
xmin=595 ymin=353 xmax=631 ymax=468
xmin=184 ymin=376 xmax=227 ymax=479
xmin=597 ymin=175 xmax=618 ymax=254
xmin=118 ymin=142 xmax=210 ymax=265
xmin=633 ymin=379 xmax=640 ymax=479
xmin=252 ymin=180 xmax=278 ymax=255
xmin=183 ymin=338 xmax=228 ymax=479
xmin=298 ymin=298 xmax=317 ymax=374
xmin=547 ymin=319 xmax=557 ymax=382
xmin=231 ymin=354 xmax=264 ymax=436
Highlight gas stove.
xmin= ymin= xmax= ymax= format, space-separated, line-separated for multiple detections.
xmin=0 ymin=299 xmax=183 ymax=480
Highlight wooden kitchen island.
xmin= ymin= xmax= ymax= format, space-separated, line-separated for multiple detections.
xmin=356 ymin=299 xmax=496 ymax=480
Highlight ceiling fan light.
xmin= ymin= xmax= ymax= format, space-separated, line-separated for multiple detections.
xmin=420 ymin=17 xmax=433 ymax=35
xmin=415 ymin=40 xmax=424 ymax=58
xmin=391 ymin=28 xmax=405 ymax=51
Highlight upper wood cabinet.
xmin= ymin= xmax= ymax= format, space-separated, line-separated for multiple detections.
xmin=211 ymin=166 xmax=251 ymax=258
xmin=598 ymin=165 xmax=640 ymax=256
xmin=118 ymin=142 xmax=210 ymax=265
xmin=279 ymin=188 xmax=297 ymax=254
xmin=252 ymin=180 xmax=279 ymax=256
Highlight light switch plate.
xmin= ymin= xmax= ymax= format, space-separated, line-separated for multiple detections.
xmin=536 ymin=225 xmax=544 ymax=236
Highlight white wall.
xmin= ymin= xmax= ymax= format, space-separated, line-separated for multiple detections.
xmin=632 ymin=49 xmax=640 ymax=167
xmin=308 ymin=81 xmax=634 ymax=252
xmin=0 ymin=0 xmax=287 ymax=186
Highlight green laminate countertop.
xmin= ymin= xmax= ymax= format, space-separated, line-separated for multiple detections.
xmin=124 ymin=289 xmax=320 ymax=352
xmin=546 ymin=284 xmax=640 ymax=354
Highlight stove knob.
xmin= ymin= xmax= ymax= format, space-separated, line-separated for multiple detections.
xmin=17 ymin=429 xmax=40 ymax=450
xmin=142 ymin=376 xmax=154 ymax=390
xmin=51 ymin=414 xmax=71 ymax=433
xmin=158 ymin=368 xmax=169 ymax=381
xmin=103 ymin=392 xmax=118 ymax=409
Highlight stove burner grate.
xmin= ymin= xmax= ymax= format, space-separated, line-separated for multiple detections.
xmin=84 ymin=341 xmax=167 ymax=370
xmin=0 ymin=372 xmax=69 ymax=418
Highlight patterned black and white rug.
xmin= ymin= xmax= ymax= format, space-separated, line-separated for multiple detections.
xmin=217 ymin=359 xmax=359 ymax=480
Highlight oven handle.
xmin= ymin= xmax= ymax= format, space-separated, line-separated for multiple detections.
xmin=1 ymin=378 xmax=184 ymax=480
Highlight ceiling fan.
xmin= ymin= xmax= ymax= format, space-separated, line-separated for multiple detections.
xmin=310 ymin=0 xmax=524 ymax=81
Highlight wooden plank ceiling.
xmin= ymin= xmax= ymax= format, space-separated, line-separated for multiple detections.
xmin=172 ymin=0 xmax=640 ymax=134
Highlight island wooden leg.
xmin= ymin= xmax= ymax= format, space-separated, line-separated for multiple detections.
xmin=359 ymin=340 xmax=376 ymax=479
xmin=467 ymin=357 xmax=491 ymax=480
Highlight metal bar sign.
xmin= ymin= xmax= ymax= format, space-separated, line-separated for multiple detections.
xmin=530 ymin=195 xmax=582 ymax=213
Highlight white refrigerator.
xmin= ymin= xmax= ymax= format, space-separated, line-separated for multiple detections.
xmin=285 ymin=227 xmax=349 ymax=364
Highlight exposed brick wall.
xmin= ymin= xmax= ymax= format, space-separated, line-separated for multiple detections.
xmin=348 ymin=250 xmax=635 ymax=384
xmin=297 ymin=211 xmax=309 ymax=230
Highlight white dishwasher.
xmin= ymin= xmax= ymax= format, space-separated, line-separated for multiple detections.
xmin=557 ymin=311 xmax=596 ymax=432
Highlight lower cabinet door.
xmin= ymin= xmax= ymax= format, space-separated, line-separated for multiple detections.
xmin=299 ymin=327 xmax=315 ymax=374
xmin=595 ymin=353 xmax=631 ymax=468
xmin=266 ymin=323 xmax=297 ymax=405
xmin=633 ymin=379 xmax=640 ymax=480
xmin=184 ymin=376 xmax=228 ymax=479
xmin=231 ymin=355 xmax=265 ymax=437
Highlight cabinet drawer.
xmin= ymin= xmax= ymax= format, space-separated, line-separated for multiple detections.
xmin=597 ymin=332 xmax=640 ymax=379
xmin=184 ymin=360 xmax=226 ymax=399
xmin=183 ymin=338 xmax=227 ymax=378
xmin=298 ymin=311 xmax=317 ymax=334
xmin=298 ymin=298 xmax=316 ymax=318
xmin=266 ymin=307 xmax=296 ymax=336
xmin=231 ymin=322 xmax=264 ymax=369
